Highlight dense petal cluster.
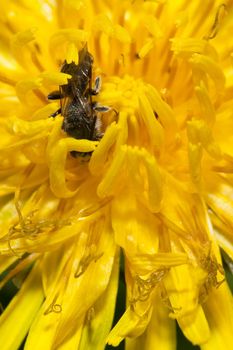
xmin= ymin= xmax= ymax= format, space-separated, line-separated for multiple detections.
xmin=0 ymin=1 xmax=233 ymax=349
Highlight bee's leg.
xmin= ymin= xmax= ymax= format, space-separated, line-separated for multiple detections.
xmin=90 ymin=76 xmax=101 ymax=95
xmin=90 ymin=115 xmax=98 ymax=140
xmin=95 ymin=131 xmax=104 ymax=140
xmin=94 ymin=116 xmax=104 ymax=140
xmin=50 ymin=108 xmax=61 ymax=118
xmin=88 ymin=115 xmax=102 ymax=141
xmin=48 ymin=90 xmax=62 ymax=117
xmin=92 ymin=102 xmax=110 ymax=113
xmin=47 ymin=90 xmax=62 ymax=100
xmin=92 ymin=102 xmax=118 ymax=117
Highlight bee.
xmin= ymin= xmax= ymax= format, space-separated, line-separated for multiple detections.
xmin=47 ymin=45 xmax=109 ymax=157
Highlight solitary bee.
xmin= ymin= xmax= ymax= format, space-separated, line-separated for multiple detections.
xmin=47 ymin=45 xmax=109 ymax=156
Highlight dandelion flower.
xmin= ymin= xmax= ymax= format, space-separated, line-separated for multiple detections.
xmin=0 ymin=1 xmax=233 ymax=349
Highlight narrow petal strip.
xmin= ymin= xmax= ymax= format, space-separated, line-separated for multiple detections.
xmin=0 ymin=264 xmax=44 ymax=350
xmin=126 ymin=296 xmax=176 ymax=350
xmin=78 ymin=250 xmax=120 ymax=350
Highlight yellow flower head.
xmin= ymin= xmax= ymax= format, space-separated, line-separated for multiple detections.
xmin=0 ymin=1 xmax=233 ymax=349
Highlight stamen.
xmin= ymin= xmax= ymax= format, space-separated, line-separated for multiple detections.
xmin=137 ymin=38 xmax=156 ymax=59
xmin=97 ymin=145 xmax=127 ymax=198
xmin=0 ymin=73 xmax=16 ymax=86
xmin=130 ymin=252 xmax=189 ymax=272
xmin=171 ymin=38 xmax=207 ymax=56
xmin=92 ymin=14 xmax=131 ymax=43
xmin=187 ymin=120 xmax=222 ymax=160
xmin=127 ymin=146 xmax=162 ymax=212
xmin=49 ymin=138 xmax=98 ymax=198
xmin=160 ymin=286 xmax=182 ymax=313
xmin=66 ymin=42 xmax=79 ymax=64
xmin=159 ymin=214 xmax=192 ymax=241
xmin=144 ymin=15 xmax=163 ymax=38
xmin=78 ymin=198 xmax=112 ymax=218
xmin=11 ymin=27 xmax=37 ymax=47
xmin=204 ymin=4 xmax=227 ymax=40
xmin=75 ymin=252 xmax=103 ymax=278
xmin=188 ymin=142 xmax=203 ymax=183
xmin=130 ymin=268 xmax=168 ymax=305
xmin=44 ymin=296 xmax=62 ymax=315
xmin=89 ymin=122 xmax=119 ymax=176
xmin=30 ymin=47 xmax=44 ymax=72
xmin=49 ymin=29 xmax=88 ymax=57
xmin=145 ymin=84 xmax=177 ymax=137
xmin=198 ymin=245 xmax=225 ymax=301
xmin=0 ymin=253 xmax=39 ymax=289
xmin=138 ymin=92 xmax=164 ymax=152
xmin=5 ymin=194 xmax=70 ymax=255
xmin=141 ymin=148 xmax=163 ymax=212
xmin=15 ymin=78 xmax=42 ymax=105
xmin=195 ymin=81 xmax=216 ymax=126
xmin=40 ymin=72 xmax=71 ymax=86
xmin=86 ymin=307 xmax=95 ymax=324
xmin=190 ymin=53 xmax=225 ymax=93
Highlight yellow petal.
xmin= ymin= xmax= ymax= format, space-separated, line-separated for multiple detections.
xmin=201 ymin=283 xmax=233 ymax=350
xmin=190 ymin=53 xmax=225 ymax=93
xmin=49 ymin=138 xmax=98 ymax=198
xmin=97 ymin=145 xmax=127 ymax=198
xmin=89 ymin=122 xmax=120 ymax=175
xmin=107 ymin=306 xmax=153 ymax=347
xmin=79 ymin=250 xmax=120 ymax=350
xmin=0 ymin=255 xmax=18 ymax=275
xmin=40 ymin=72 xmax=71 ymax=86
xmin=165 ymin=264 xmax=210 ymax=345
xmin=138 ymin=92 xmax=164 ymax=153
xmin=49 ymin=29 xmax=88 ymax=54
xmin=0 ymin=264 xmax=44 ymax=350
xmin=111 ymin=190 xmax=159 ymax=254
xmin=126 ymin=296 xmax=176 ymax=350
xmin=52 ymin=219 xmax=116 ymax=348
xmin=129 ymin=252 xmax=189 ymax=275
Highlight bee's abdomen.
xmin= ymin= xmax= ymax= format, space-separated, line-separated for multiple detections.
xmin=62 ymin=100 xmax=94 ymax=140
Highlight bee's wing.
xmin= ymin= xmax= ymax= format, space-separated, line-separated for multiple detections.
xmin=59 ymin=85 xmax=72 ymax=117
xmin=59 ymin=61 xmax=79 ymax=116
xmin=61 ymin=61 xmax=80 ymax=77
xmin=59 ymin=45 xmax=93 ymax=115
xmin=78 ymin=43 xmax=88 ymax=63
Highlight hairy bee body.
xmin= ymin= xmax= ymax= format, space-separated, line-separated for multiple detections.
xmin=48 ymin=46 xmax=109 ymax=156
